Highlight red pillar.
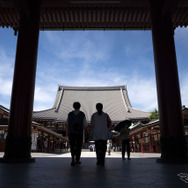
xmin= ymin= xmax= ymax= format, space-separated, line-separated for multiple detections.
xmin=1 ymin=0 xmax=41 ymax=162
xmin=53 ymin=136 xmax=55 ymax=152
xmin=47 ymin=135 xmax=50 ymax=152
xmin=41 ymin=132 xmax=44 ymax=152
xmin=140 ymin=136 xmax=144 ymax=153
xmin=150 ymin=0 xmax=187 ymax=162
xmin=150 ymin=134 xmax=153 ymax=153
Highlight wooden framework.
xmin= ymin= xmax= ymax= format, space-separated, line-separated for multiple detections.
xmin=0 ymin=106 xmax=67 ymax=152
xmin=0 ymin=0 xmax=188 ymax=30
xmin=128 ymin=108 xmax=188 ymax=153
xmin=0 ymin=0 xmax=188 ymax=163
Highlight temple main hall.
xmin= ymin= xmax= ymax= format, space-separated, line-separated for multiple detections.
xmin=33 ymin=85 xmax=150 ymax=138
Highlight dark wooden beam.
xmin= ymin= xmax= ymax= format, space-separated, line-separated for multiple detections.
xmin=161 ymin=0 xmax=178 ymax=18
xmin=12 ymin=0 xmax=30 ymax=18
xmin=41 ymin=0 xmax=149 ymax=7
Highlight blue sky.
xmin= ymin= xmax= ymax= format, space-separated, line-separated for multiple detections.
xmin=0 ymin=27 xmax=188 ymax=112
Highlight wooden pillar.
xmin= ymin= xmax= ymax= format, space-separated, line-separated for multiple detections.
xmin=140 ymin=136 xmax=144 ymax=153
xmin=149 ymin=0 xmax=187 ymax=162
xmin=150 ymin=133 xmax=154 ymax=153
xmin=47 ymin=135 xmax=50 ymax=152
xmin=41 ymin=132 xmax=44 ymax=152
xmin=52 ymin=136 xmax=55 ymax=152
xmin=1 ymin=0 xmax=41 ymax=162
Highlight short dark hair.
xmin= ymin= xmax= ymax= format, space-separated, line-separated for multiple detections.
xmin=96 ymin=103 xmax=103 ymax=111
xmin=73 ymin=102 xmax=81 ymax=110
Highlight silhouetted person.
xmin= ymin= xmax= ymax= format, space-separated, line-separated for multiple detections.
xmin=44 ymin=139 xmax=48 ymax=152
xmin=67 ymin=102 xmax=87 ymax=166
xmin=107 ymin=140 xmax=112 ymax=155
xmin=153 ymin=140 xmax=156 ymax=153
xmin=91 ymin=103 xmax=112 ymax=166
xmin=37 ymin=137 xmax=42 ymax=152
xmin=120 ymin=126 xmax=131 ymax=160
xmin=60 ymin=141 xmax=63 ymax=152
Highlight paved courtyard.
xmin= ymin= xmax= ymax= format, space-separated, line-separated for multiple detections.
xmin=0 ymin=151 xmax=188 ymax=188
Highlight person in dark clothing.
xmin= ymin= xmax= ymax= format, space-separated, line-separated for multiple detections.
xmin=120 ymin=126 xmax=131 ymax=160
xmin=60 ymin=141 xmax=63 ymax=152
xmin=67 ymin=102 xmax=87 ymax=166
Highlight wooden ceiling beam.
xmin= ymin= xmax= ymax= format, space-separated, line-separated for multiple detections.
xmin=12 ymin=0 xmax=30 ymax=18
xmin=41 ymin=0 xmax=149 ymax=7
xmin=161 ymin=0 xmax=178 ymax=19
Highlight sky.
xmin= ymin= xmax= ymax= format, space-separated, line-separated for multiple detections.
xmin=0 ymin=27 xmax=188 ymax=112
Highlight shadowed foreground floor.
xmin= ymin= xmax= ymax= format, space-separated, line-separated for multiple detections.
xmin=0 ymin=152 xmax=188 ymax=188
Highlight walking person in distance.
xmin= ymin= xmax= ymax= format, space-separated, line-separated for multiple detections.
xmin=120 ymin=125 xmax=131 ymax=160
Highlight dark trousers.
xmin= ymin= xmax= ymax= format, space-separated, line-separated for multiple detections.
xmin=69 ymin=134 xmax=83 ymax=161
xmin=122 ymin=139 xmax=130 ymax=159
xmin=95 ymin=140 xmax=107 ymax=164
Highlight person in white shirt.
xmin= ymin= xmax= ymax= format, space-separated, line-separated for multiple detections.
xmin=91 ymin=103 xmax=112 ymax=166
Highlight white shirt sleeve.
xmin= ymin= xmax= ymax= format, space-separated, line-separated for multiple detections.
xmin=66 ymin=117 xmax=69 ymax=126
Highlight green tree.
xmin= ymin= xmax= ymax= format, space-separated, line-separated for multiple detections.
xmin=149 ymin=109 xmax=159 ymax=122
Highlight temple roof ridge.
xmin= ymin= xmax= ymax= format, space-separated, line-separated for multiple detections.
xmin=58 ymin=85 xmax=127 ymax=91
xmin=130 ymin=107 xmax=151 ymax=113
xmin=33 ymin=107 xmax=56 ymax=113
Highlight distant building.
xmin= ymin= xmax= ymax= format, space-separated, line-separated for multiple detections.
xmin=128 ymin=106 xmax=188 ymax=154
xmin=0 ymin=105 xmax=65 ymax=152
xmin=33 ymin=85 xmax=151 ymax=143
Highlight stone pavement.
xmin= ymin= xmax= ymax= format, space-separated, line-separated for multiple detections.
xmin=0 ymin=151 xmax=188 ymax=188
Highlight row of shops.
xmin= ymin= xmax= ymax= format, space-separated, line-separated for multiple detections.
xmin=112 ymin=107 xmax=188 ymax=154
xmin=0 ymin=105 xmax=68 ymax=152
xmin=128 ymin=107 xmax=188 ymax=153
xmin=0 ymin=123 xmax=68 ymax=153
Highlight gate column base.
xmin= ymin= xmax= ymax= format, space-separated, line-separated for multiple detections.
xmin=157 ymin=136 xmax=188 ymax=164
xmin=0 ymin=136 xmax=35 ymax=163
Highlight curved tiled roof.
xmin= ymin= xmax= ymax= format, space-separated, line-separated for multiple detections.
xmin=33 ymin=85 xmax=150 ymax=122
xmin=0 ymin=105 xmax=9 ymax=114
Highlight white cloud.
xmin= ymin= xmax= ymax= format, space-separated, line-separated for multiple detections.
xmin=34 ymin=86 xmax=55 ymax=103
xmin=33 ymin=84 xmax=57 ymax=111
xmin=127 ymin=76 xmax=158 ymax=112
xmin=0 ymin=48 xmax=14 ymax=77
xmin=42 ymin=31 xmax=113 ymax=63
xmin=0 ymin=47 xmax=14 ymax=107
xmin=33 ymin=62 xmax=158 ymax=112
xmin=0 ymin=78 xmax=12 ymax=96
xmin=180 ymin=75 xmax=188 ymax=107
xmin=1 ymin=29 xmax=187 ymax=114
xmin=34 ymin=30 xmax=159 ymax=112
